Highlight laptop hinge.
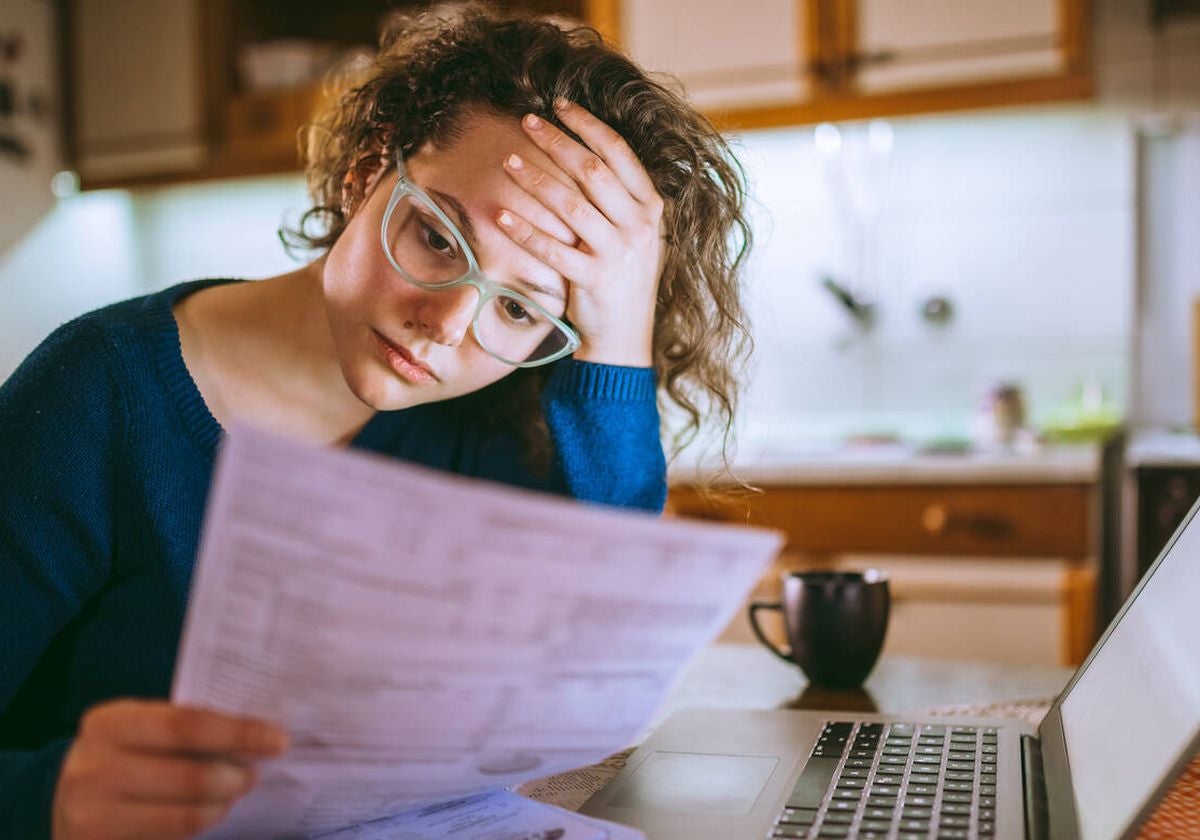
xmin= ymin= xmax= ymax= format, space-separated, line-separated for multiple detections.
xmin=1021 ymin=735 xmax=1050 ymax=840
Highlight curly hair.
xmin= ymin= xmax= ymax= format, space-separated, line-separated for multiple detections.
xmin=284 ymin=1 xmax=752 ymax=478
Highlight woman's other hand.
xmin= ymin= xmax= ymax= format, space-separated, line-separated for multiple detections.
xmin=52 ymin=698 xmax=289 ymax=840
xmin=499 ymin=100 xmax=666 ymax=368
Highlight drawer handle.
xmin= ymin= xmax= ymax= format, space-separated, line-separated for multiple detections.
xmin=921 ymin=503 xmax=950 ymax=534
xmin=921 ymin=504 xmax=1015 ymax=541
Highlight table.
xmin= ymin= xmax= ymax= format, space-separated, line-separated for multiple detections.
xmin=659 ymin=644 xmax=1073 ymax=721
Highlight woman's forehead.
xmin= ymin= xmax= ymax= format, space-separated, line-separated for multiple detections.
xmin=410 ymin=111 xmax=572 ymax=191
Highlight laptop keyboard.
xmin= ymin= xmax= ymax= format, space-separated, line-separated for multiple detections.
xmin=770 ymin=721 xmax=999 ymax=840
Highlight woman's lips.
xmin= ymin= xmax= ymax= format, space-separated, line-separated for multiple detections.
xmin=372 ymin=330 xmax=437 ymax=384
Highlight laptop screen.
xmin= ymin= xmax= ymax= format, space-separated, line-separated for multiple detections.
xmin=1057 ymin=503 xmax=1200 ymax=839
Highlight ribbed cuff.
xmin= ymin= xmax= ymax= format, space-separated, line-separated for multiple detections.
xmin=546 ymin=359 xmax=657 ymax=402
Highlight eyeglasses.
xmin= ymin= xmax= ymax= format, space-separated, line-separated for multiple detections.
xmin=379 ymin=157 xmax=580 ymax=368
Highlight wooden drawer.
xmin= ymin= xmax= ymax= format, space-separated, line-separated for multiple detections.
xmin=670 ymin=483 xmax=1092 ymax=558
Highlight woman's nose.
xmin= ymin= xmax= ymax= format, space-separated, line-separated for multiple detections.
xmin=414 ymin=284 xmax=479 ymax=346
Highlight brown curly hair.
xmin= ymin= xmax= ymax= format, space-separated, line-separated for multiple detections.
xmin=284 ymin=1 xmax=752 ymax=477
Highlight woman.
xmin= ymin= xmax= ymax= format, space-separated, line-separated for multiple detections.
xmin=0 ymin=4 xmax=752 ymax=838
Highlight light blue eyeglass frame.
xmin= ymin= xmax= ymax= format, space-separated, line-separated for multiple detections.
xmin=379 ymin=157 xmax=581 ymax=368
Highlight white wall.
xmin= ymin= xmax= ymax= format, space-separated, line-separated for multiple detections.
xmin=0 ymin=175 xmax=309 ymax=378
xmin=0 ymin=191 xmax=139 ymax=376
xmin=732 ymin=107 xmax=1136 ymax=447
xmin=129 ymin=175 xmax=311 ymax=286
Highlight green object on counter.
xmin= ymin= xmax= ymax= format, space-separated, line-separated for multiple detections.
xmin=1039 ymin=381 xmax=1123 ymax=443
xmin=1040 ymin=418 xmax=1122 ymax=443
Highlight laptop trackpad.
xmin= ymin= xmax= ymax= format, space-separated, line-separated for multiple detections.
xmin=606 ymin=751 xmax=780 ymax=816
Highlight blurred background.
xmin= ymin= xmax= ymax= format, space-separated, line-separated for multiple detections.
xmin=2 ymin=0 xmax=1199 ymax=669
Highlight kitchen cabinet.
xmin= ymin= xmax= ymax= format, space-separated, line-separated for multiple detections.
xmin=670 ymin=480 xmax=1098 ymax=666
xmin=849 ymin=0 xmax=1073 ymax=94
xmin=66 ymin=0 xmax=597 ymax=188
xmin=65 ymin=0 xmax=207 ymax=183
xmin=607 ymin=0 xmax=1092 ymax=130
xmin=67 ymin=0 xmax=1095 ymax=186
xmin=618 ymin=0 xmax=816 ymax=111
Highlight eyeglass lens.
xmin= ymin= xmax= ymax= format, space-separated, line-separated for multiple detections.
xmin=384 ymin=193 xmax=572 ymax=364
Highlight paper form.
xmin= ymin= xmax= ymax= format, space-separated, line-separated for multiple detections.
xmin=311 ymin=789 xmax=643 ymax=840
xmin=172 ymin=423 xmax=781 ymax=839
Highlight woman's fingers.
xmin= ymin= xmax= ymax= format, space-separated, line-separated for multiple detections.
xmin=552 ymin=100 xmax=660 ymax=207
xmin=496 ymin=209 xmax=590 ymax=284
xmin=56 ymin=699 xmax=288 ymax=840
xmin=77 ymin=798 xmax=232 ymax=840
xmin=82 ymin=699 xmax=289 ymax=758
xmin=500 ymin=103 xmax=665 ymax=367
xmin=503 ymin=152 xmax=616 ymax=252
xmin=106 ymin=750 xmax=255 ymax=804
xmin=518 ymin=111 xmax=642 ymax=228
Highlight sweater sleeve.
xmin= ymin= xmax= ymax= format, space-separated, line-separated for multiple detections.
xmin=540 ymin=359 xmax=666 ymax=512
xmin=0 ymin=320 xmax=121 ymax=837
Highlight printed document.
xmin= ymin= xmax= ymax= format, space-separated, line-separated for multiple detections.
xmin=172 ymin=424 xmax=781 ymax=838
xmin=312 ymin=789 xmax=643 ymax=840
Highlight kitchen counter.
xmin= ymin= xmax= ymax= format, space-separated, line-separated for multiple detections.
xmin=1125 ymin=429 xmax=1200 ymax=467
xmin=671 ymin=441 xmax=1101 ymax=486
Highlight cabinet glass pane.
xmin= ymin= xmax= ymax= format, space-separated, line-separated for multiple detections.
xmin=621 ymin=0 xmax=811 ymax=109
xmin=855 ymin=0 xmax=1065 ymax=93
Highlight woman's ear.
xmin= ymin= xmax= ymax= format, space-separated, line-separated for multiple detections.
xmin=341 ymin=150 xmax=391 ymax=215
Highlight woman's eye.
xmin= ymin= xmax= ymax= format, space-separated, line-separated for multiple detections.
xmin=420 ymin=222 xmax=456 ymax=257
xmin=501 ymin=298 xmax=534 ymax=323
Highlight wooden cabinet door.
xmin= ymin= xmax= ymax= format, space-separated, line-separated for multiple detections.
xmin=848 ymin=0 xmax=1076 ymax=94
xmin=68 ymin=0 xmax=207 ymax=184
xmin=618 ymin=0 xmax=817 ymax=111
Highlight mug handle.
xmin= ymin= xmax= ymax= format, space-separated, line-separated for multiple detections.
xmin=747 ymin=601 xmax=792 ymax=663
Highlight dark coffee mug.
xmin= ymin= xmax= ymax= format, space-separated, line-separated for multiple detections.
xmin=748 ymin=570 xmax=890 ymax=689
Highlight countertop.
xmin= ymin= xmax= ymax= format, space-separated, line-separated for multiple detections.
xmin=1126 ymin=429 xmax=1200 ymax=468
xmin=670 ymin=440 xmax=1101 ymax=486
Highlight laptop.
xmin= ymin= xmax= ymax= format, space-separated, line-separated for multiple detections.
xmin=581 ymin=499 xmax=1200 ymax=840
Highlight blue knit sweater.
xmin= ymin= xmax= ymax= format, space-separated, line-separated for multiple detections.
xmin=0 ymin=278 xmax=666 ymax=837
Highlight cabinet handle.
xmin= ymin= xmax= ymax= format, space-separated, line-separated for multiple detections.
xmin=842 ymin=50 xmax=897 ymax=72
xmin=921 ymin=503 xmax=950 ymax=534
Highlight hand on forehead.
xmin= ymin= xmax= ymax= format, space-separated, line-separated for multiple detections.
xmin=407 ymin=111 xmax=578 ymax=247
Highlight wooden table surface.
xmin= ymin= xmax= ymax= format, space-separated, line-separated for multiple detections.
xmin=657 ymin=643 xmax=1075 ymax=725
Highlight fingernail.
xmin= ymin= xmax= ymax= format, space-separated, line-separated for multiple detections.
xmin=497 ymin=211 xmax=514 ymax=227
xmin=217 ymin=764 xmax=250 ymax=792
xmin=505 ymin=153 xmax=524 ymax=170
xmin=524 ymin=113 xmax=542 ymax=129
xmin=253 ymin=726 xmax=288 ymax=753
